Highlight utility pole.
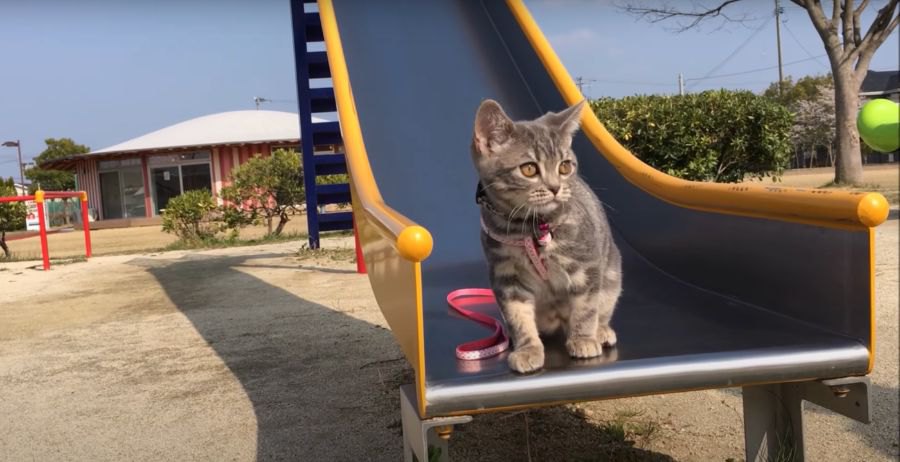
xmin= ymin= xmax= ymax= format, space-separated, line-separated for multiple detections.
xmin=574 ymin=76 xmax=596 ymax=99
xmin=678 ymin=73 xmax=685 ymax=96
xmin=1 ymin=140 xmax=24 ymax=189
xmin=774 ymin=0 xmax=785 ymax=96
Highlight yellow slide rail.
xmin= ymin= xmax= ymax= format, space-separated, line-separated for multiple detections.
xmin=506 ymin=0 xmax=889 ymax=232
xmin=318 ymin=0 xmax=432 ymax=416
xmin=507 ymin=0 xmax=882 ymax=373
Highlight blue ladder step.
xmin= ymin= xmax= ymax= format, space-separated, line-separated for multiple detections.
xmin=307 ymin=51 xmax=330 ymax=79
xmin=318 ymin=211 xmax=354 ymax=232
xmin=313 ymin=153 xmax=347 ymax=175
xmin=309 ymin=87 xmax=336 ymax=113
xmin=304 ymin=13 xmax=323 ymax=42
xmin=316 ymin=183 xmax=351 ymax=205
xmin=311 ymin=121 xmax=342 ymax=145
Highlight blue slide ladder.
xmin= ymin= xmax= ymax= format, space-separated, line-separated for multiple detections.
xmin=290 ymin=0 xmax=353 ymax=249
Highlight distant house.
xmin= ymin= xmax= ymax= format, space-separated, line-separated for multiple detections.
xmin=859 ymin=70 xmax=899 ymax=163
xmin=42 ymin=110 xmax=333 ymax=222
xmin=860 ymin=69 xmax=899 ymax=102
xmin=13 ymin=183 xmax=29 ymax=196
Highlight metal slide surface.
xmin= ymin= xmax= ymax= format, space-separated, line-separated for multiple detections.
xmin=328 ymin=0 xmax=872 ymax=416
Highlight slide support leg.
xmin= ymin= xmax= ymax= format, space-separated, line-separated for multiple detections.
xmin=742 ymin=377 xmax=871 ymax=462
xmin=400 ymin=384 xmax=472 ymax=462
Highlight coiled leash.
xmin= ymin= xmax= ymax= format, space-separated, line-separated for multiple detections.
xmin=446 ymin=288 xmax=509 ymax=360
xmin=447 ymin=182 xmax=554 ymax=361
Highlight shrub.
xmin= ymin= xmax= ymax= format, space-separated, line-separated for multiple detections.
xmin=591 ymin=90 xmax=793 ymax=182
xmin=0 ymin=177 xmax=26 ymax=258
xmin=220 ymin=149 xmax=305 ymax=236
xmin=161 ymin=189 xmax=220 ymax=242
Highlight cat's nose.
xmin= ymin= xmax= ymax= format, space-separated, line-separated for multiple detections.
xmin=548 ymin=185 xmax=560 ymax=195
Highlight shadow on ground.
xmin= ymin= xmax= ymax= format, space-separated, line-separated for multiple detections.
xmin=131 ymin=252 xmax=678 ymax=461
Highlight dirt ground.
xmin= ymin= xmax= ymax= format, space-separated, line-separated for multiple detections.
xmin=0 ymin=213 xmax=897 ymax=461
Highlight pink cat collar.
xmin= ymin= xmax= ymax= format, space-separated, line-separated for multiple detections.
xmin=480 ymin=217 xmax=550 ymax=281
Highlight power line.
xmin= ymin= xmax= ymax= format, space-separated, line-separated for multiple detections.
xmin=685 ymin=54 xmax=827 ymax=81
xmin=688 ymin=15 xmax=773 ymax=90
xmin=589 ymin=78 xmax=673 ymax=87
xmin=782 ymin=20 xmax=829 ymax=69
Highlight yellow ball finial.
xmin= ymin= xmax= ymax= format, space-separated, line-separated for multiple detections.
xmin=857 ymin=192 xmax=890 ymax=228
xmin=34 ymin=190 xmax=45 ymax=203
xmin=397 ymin=225 xmax=433 ymax=262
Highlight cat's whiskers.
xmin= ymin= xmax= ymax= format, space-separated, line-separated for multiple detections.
xmin=506 ymin=202 xmax=528 ymax=236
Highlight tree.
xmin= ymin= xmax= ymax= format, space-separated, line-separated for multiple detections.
xmin=220 ymin=149 xmax=305 ymax=236
xmin=29 ymin=138 xmax=90 ymax=192
xmin=0 ymin=177 xmax=27 ymax=258
xmin=762 ymin=73 xmax=833 ymax=107
xmin=592 ymin=90 xmax=793 ymax=182
xmin=623 ymin=0 xmax=899 ymax=184
xmin=790 ymin=81 xmax=837 ymax=166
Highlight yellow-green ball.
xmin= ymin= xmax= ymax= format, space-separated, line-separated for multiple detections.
xmin=857 ymin=98 xmax=899 ymax=153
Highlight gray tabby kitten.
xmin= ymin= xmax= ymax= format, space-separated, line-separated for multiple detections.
xmin=470 ymin=99 xmax=622 ymax=374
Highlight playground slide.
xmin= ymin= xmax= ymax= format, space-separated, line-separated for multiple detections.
xmin=318 ymin=0 xmax=889 ymax=418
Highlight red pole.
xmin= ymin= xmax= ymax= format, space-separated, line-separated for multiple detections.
xmin=80 ymin=191 xmax=92 ymax=258
xmin=353 ymin=216 xmax=366 ymax=274
xmin=35 ymin=190 xmax=50 ymax=270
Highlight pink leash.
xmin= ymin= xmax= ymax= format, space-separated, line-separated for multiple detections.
xmin=446 ymin=217 xmax=553 ymax=361
xmin=446 ymin=288 xmax=509 ymax=360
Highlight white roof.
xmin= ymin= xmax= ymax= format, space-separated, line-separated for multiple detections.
xmin=92 ymin=110 xmax=326 ymax=155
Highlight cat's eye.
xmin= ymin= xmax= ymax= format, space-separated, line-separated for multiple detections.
xmin=520 ymin=162 xmax=539 ymax=178
xmin=559 ymin=160 xmax=574 ymax=175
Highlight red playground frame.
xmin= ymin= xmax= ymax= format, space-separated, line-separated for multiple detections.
xmin=0 ymin=190 xmax=92 ymax=270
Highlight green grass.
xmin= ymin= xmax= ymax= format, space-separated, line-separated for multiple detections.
xmin=592 ymin=409 xmax=662 ymax=449
xmin=819 ymin=181 xmax=899 ymax=204
xmin=296 ymin=246 xmax=356 ymax=262
xmin=0 ymin=255 xmax=87 ymax=265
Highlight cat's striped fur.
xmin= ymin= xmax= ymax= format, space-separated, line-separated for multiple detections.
xmin=471 ymin=99 xmax=622 ymax=374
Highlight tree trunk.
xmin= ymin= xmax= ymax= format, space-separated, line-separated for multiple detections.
xmin=0 ymin=231 xmax=9 ymax=258
xmin=827 ymin=144 xmax=835 ymax=167
xmin=274 ymin=212 xmax=289 ymax=236
xmin=266 ymin=216 xmax=273 ymax=235
xmin=832 ymin=70 xmax=864 ymax=184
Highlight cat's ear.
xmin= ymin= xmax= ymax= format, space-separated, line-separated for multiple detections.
xmin=543 ymin=100 xmax=585 ymax=136
xmin=473 ymin=99 xmax=514 ymax=155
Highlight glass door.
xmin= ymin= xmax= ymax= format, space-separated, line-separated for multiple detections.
xmin=151 ymin=166 xmax=181 ymax=214
xmin=121 ymin=168 xmax=146 ymax=218
xmin=99 ymin=171 xmax=123 ymax=219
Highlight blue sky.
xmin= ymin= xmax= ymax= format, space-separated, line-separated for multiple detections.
xmin=1 ymin=0 xmax=897 ymax=180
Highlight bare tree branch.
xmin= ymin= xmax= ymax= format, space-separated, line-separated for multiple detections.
xmin=832 ymin=0 xmax=842 ymax=31
xmin=854 ymin=7 xmax=899 ymax=82
xmin=803 ymin=0 xmax=843 ymax=59
xmin=843 ymin=0 xmax=856 ymax=52
xmin=854 ymin=0 xmax=899 ymax=64
xmin=621 ymin=0 xmax=746 ymax=32
xmin=852 ymin=0 xmax=871 ymax=46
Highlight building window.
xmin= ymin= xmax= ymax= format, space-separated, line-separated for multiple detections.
xmin=148 ymin=151 xmax=212 ymax=215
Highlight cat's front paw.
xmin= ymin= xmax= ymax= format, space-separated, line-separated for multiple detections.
xmin=566 ymin=337 xmax=601 ymax=359
xmin=508 ymin=346 xmax=545 ymax=373
xmin=597 ymin=325 xmax=617 ymax=347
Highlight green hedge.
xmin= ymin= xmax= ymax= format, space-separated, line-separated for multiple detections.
xmin=590 ymin=90 xmax=793 ymax=183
